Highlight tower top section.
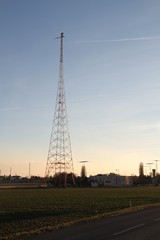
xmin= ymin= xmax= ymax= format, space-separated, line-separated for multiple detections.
xmin=56 ymin=32 xmax=64 ymax=63
xmin=60 ymin=32 xmax=64 ymax=63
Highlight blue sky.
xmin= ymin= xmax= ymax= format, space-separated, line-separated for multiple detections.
xmin=1 ymin=0 xmax=160 ymax=176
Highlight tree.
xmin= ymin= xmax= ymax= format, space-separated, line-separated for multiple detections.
xmin=81 ymin=166 xmax=87 ymax=178
xmin=139 ymin=162 xmax=144 ymax=177
xmin=47 ymin=172 xmax=75 ymax=187
xmin=80 ymin=166 xmax=88 ymax=186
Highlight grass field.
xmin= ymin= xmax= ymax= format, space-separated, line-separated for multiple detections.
xmin=0 ymin=187 xmax=160 ymax=240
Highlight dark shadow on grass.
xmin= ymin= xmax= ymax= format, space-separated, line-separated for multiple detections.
xmin=0 ymin=208 xmax=74 ymax=224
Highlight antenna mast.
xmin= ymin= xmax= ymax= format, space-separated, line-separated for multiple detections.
xmin=45 ymin=32 xmax=74 ymax=187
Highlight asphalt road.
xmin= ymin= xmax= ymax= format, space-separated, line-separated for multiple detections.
xmin=26 ymin=206 xmax=160 ymax=240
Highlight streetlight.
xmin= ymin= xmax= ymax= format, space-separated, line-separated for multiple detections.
xmin=153 ymin=160 xmax=160 ymax=175
xmin=146 ymin=163 xmax=154 ymax=176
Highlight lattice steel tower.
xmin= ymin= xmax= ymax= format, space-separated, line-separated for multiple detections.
xmin=45 ymin=32 xmax=74 ymax=185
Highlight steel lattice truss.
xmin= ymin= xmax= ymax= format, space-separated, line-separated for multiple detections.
xmin=45 ymin=32 xmax=74 ymax=178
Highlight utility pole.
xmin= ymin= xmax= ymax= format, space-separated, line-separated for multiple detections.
xmin=153 ymin=160 xmax=160 ymax=175
xmin=10 ymin=167 xmax=12 ymax=176
xmin=146 ymin=163 xmax=154 ymax=176
xmin=45 ymin=32 xmax=74 ymax=187
xmin=29 ymin=162 xmax=31 ymax=179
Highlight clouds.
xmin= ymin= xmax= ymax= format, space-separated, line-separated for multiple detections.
xmin=68 ymin=35 xmax=160 ymax=44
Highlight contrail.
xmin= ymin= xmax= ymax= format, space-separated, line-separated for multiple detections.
xmin=67 ymin=35 xmax=160 ymax=44
xmin=0 ymin=105 xmax=49 ymax=111
xmin=0 ymin=107 xmax=22 ymax=111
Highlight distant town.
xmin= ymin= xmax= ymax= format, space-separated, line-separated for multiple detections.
xmin=1 ymin=162 xmax=160 ymax=188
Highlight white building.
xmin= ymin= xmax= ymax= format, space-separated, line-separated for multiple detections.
xmin=89 ymin=173 xmax=133 ymax=187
